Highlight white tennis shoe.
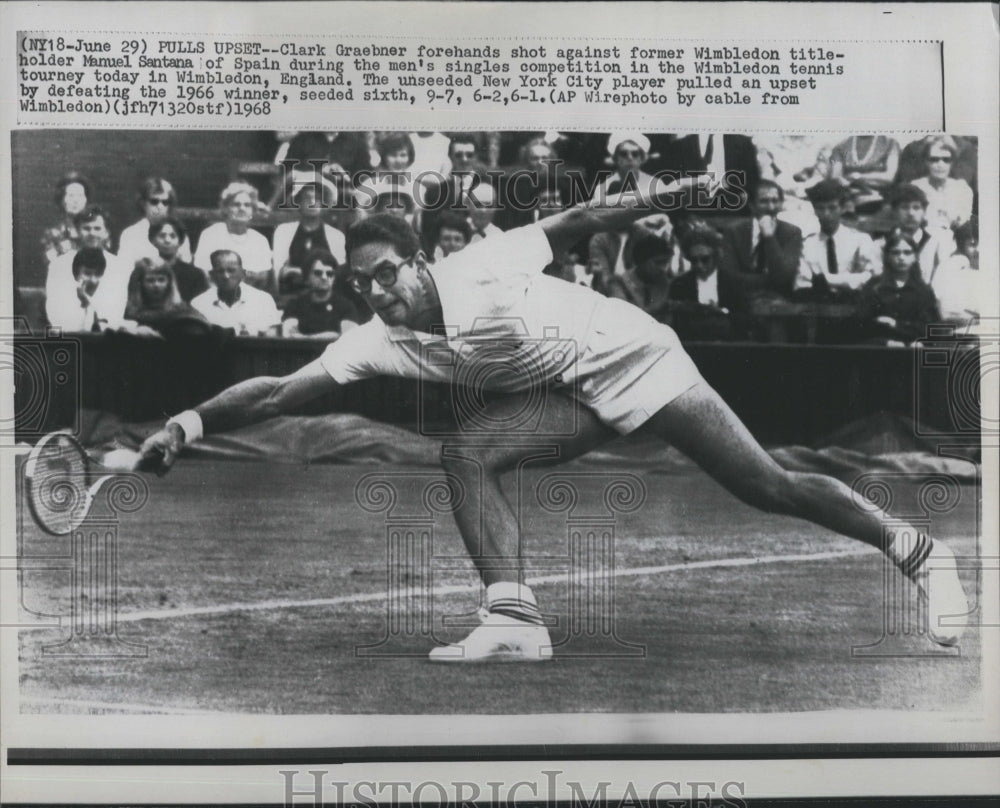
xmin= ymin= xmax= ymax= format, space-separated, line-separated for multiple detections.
xmin=910 ymin=542 xmax=970 ymax=647
xmin=429 ymin=612 xmax=553 ymax=662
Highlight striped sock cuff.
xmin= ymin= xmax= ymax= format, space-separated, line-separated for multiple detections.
xmin=486 ymin=582 xmax=544 ymax=625
xmin=489 ymin=599 xmax=545 ymax=626
xmin=897 ymin=531 xmax=934 ymax=579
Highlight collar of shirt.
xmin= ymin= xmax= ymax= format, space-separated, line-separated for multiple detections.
xmin=211 ymin=286 xmax=245 ymax=308
xmin=751 ymin=217 xmax=761 ymax=251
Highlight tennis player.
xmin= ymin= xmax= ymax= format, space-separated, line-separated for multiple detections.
xmin=140 ymin=174 xmax=970 ymax=661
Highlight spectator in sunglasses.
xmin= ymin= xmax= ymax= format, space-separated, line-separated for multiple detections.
xmin=281 ymin=249 xmax=364 ymax=339
xmin=118 ymin=177 xmax=192 ymax=269
xmin=911 ymin=136 xmax=974 ymax=249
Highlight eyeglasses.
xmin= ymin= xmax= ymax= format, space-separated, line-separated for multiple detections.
xmin=617 ymin=149 xmax=643 ymax=158
xmin=312 ymin=269 xmax=336 ymax=278
xmin=349 ymin=256 xmax=412 ymax=294
xmin=926 ymin=155 xmax=952 ymax=163
xmin=147 ymin=197 xmax=172 ymax=206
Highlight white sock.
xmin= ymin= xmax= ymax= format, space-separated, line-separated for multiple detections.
xmin=886 ymin=527 xmax=934 ymax=580
xmin=486 ymin=582 xmax=544 ymax=625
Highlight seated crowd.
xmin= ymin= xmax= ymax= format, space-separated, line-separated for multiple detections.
xmin=38 ymin=131 xmax=981 ymax=345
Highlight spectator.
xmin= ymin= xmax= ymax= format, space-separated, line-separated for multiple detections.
xmin=191 ymin=250 xmax=281 ymax=336
xmin=46 ymin=247 xmax=128 ymax=332
xmin=466 ymin=183 xmax=502 ymax=242
xmin=796 ymin=179 xmax=878 ymax=300
xmin=42 ymin=171 xmax=98 ymax=265
xmin=495 ymin=137 xmax=572 ymax=230
xmin=911 ymin=136 xmax=974 ymax=249
xmin=588 ymin=214 xmax=673 ymax=290
xmin=828 ymin=134 xmax=900 ymax=214
xmin=718 ymin=179 xmax=802 ymax=307
xmin=858 ymin=230 xmax=940 ymax=344
xmin=670 ymin=220 xmax=739 ymax=340
xmin=418 ymin=134 xmax=486 ymax=252
xmin=880 ymin=184 xmax=950 ymax=285
xmin=359 ymin=133 xmax=419 ymax=206
xmin=671 ymin=221 xmax=736 ymax=308
xmin=117 ymin=177 xmax=192 ymax=269
xmin=606 ymin=235 xmax=674 ymax=320
xmin=372 ymin=183 xmax=418 ymax=225
xmin=122 ymin=258 xmax=208 ymax=338
xmin=593 ymin=132 xmax=655 ymax=199
xmin=933 ymin=217 xmax=981 ymax=324
xmin=281 ymin=250 xmax=363 ymax=339
xmin=45 ymin=206 xmax=129 ymax=329
xmin=653 ymin=133 xmax=760 ymax=216
xmin=149 ymin=217 xmax=209 ymax=303
xmin=431 ymin=211 xmax=472 ymax=261
xmin=194 ymin=182 xmax=274 ymax=293
xmin=272 ymin=180 xmax=345 ymax=296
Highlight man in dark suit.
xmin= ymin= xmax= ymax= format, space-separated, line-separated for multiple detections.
xmin=717 ymin=179 xmax=802 ymax=308
xmin=669 ymin=220 xmax=739 ymax=340
xmin=652 ymin=133 xmax=761 ymax=217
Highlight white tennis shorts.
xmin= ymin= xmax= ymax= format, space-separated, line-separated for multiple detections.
xmin=572 ymin=297 xmax=704 ymax=434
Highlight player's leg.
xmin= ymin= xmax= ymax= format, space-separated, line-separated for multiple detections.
xmin=644 ymin=381 xmax=969 ymax=645
xmin=433 ymin=391 xmax=616 ymax=661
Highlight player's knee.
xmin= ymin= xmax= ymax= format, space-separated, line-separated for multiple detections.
xmin=742 ymin=469 xmax=800 ymax=515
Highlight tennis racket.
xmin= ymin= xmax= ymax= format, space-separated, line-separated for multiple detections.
xmin=24 ymin=432 xmax=109 ymax=535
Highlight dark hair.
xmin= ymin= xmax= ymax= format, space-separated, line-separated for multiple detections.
xmin=448 ymin=134 xmax=478 ymax=156
xmin=679 ymin=219 xmax=723 ymax=255
xmin=953 ymin=216 xmax=978 ymax=248
xmin=434 ymin=211 xmax=472 ymax=244
xmin=882 ymin=228 xmax=920 ymax=263
xmin=292 ymin=181 xmax=335 ymax=208
xmin=209 ymin=249 xmax=242 ymax=270
xmin=754 ymin=178 xmax=784 ymax=203
xmin=137 ymin=176 xmax=177 ymax=212
xmin=374 ymin=188 xmax=416 ymax=214
xmin=805 ymin=178 xmax=846 ymax=205
xmin=148 ymin=215 xmax=187 ymax=244
xmin=72 ymin=247 xmax=107 ymax=278
xmin=73 ymin=205 xmax=109 ymax=230
xmin=890 ymin=183 xmax=929 ymax=209
xmin=346 ymin=214 xmax=421 ymax=265
xmin=378 ymin=133 xmax=416 ymax=167
xmin=54 ymin=171 xmax=92 ymax=209
xmin=304 ymin=248 xmax=338 ymax=273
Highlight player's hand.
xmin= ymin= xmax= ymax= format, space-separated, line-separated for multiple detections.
xmin=138 ymin=423 xmax=185 ymax=476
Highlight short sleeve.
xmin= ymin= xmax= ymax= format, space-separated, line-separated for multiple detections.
xmin=318 ymin=318 xmax=390 ymax=384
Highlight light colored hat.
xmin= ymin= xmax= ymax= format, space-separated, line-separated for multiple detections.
xmin=607 ymin=132 xmax=651 ymax=156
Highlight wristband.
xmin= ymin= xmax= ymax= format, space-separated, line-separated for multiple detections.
xmin=166 ymin=410 xmax=204 ymax=444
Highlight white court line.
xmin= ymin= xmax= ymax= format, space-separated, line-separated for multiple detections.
xmin=19 ymin=696 xmax=227 ymax=715
xmin=116 ymin=547 xmax=876 ymax=624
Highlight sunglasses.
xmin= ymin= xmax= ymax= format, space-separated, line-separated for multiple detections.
xmin=147 ymin=197 xmax=173 ymax=206
xmin=311 ymin=269 xmax=336 ymax=278
xmin=617 ymin=149 xmax=643 ymax=158
xmin=927 ymin=155 xmax=953 ymax=163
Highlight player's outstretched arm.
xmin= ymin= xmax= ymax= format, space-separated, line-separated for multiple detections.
xmin=139 ymin=358 xmax=339 ymax=474
xmin=539 ymin=174 xmax=716 ymax=254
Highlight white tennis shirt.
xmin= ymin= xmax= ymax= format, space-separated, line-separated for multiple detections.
xmin=319 ymin=225 xmax=602 ymax=390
